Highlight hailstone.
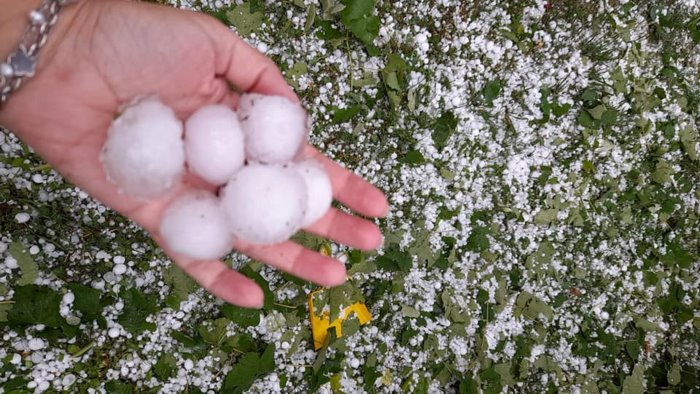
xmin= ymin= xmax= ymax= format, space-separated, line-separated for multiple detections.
xmin=159 ymin=191 xmax=232 ymax=259
xmin=294 ymin=159 xmax=333 ymax=226
xmin=101 ymin=98 xmax=185 ymax=199
xmin=184 ymin=105 xmax=245 ymax=185
xmin=238 ymin=94 xmax=308 ymax=164
xmin=220 ymin=163 xmax=307 ymax=244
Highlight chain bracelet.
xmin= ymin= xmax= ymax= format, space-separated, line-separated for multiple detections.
xmin=0 ymin=0 xmax=76 ymax=107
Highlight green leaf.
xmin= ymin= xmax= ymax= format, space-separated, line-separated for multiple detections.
xmin=625 ymin=341 xmax=641 ymax=360
xmin=577 ymin=111 xmax=596 ymax=128
xmin=198 ymin=318 xmax=229 ymax=345
xmin=2 ymin=377 xmax=29 ymax=391
xmin=226 ymin=2 xmax=264 ymax=37
xmin=409 ymin=229 xmax=439 ymax=266
xmin=622 ymin=364 xmax=645 ymax=394
xmin=68 ymin=284 xmax=102 ymax=321
xmin=340 ymin=0 xmax=379 ymax=46
xmin=240 ymin=265 xmax=274 ymax=310
xmin=376 ymin=244 xmax=412 ymax=273
xmin=399 ymin=150 xmax=425 ymax=165
xmin=401 ymin=305 xmax=420 ymax=318
xmin=260 ymin=343 xmax=276 ymax=373
xmin=332 ymin=105 xmax=362 ymax=123
xmin=581 ymin=88 xmax=600 ymax=104
xmin=534 ymin=208 xmax=558 ymax=225
xmin=432 ymin=111 xmax=458 ymax=150
xmin=153 ymin=354 xmax=177 ymax=380
xmin=104 ymin=381 xmax=132 ymax=394
xmin=285 ymin=62 xmax=309 ymax=88
xmin=117 ymin=288 xmax=158 ymax=335
xmin=459 ymin=376 xmax=478 ymax=394
xmin=530 ymin=241 xmax=555 ymax=264
xmin=483 ymin=80 xmax=502 ymax=104
xmin=316 ymin=20 xmax=344 ymax=39
xmin=600 ymin=109 xmax=618 ymax=126
xmin=667 ymin=363 xmax=681 ymax=386
xmin=384 ymin=72 xmax=400 ymax=91
xmin=328 ymin=285 xmax=345 ymax=321
xmin=9 ymin=242 xmax=38 ymax=286
xmin=689 ymin=19 xmax=700 ymax=43
xmin=479 ymin=367 xmax=503 ymax=394
xmin=387 ymin=90 xmax=402 ymax=108
xmin=7 ymin=285 xmax=62 ymax=328
xmin=587 ymin=105 xmax=606 ymax=120
xmin=466 ymin=227 xmax=490 ymax=252
xmin=651 ymin=160 xmax=673 ymax=184
xmin=515 ymin=292 xmax=553 ymax=321
xmin=347 ymin=261 xmax=376 ymax=276
xmin=351 ymin=71 xmax=378 ymax=87
xmin=679 ymin=127 xmax=698 ymax=160
xmin=552 ymin=103 xmax=572 ymax=117
xmin=660 ymin=242 xmax=694 ymax=269
xmin=0 ymin=303 xmax=10 ymax=322
xmin=320 ymin=0 xmax=345 ymax=19
xmin=221 ymin=304 xmax=260 ymax=327
xmin=163 ymin=264 xmax=198 ymax=305
xmin=305 ymin=4 xmax=316 ymax=32
xmin=222 ymin=353 xmax=260 ymax=393
xmin=342 ymin=315 xmax=361 ymax=337
xmin=339 ymin=0 xmax=373 ymax=20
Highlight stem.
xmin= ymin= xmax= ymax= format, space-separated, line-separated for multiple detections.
xmin=71 ymin=341 xmax=94 ymax=358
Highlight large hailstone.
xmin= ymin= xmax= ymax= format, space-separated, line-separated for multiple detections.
xmin=220 ymin=163 xmax=307 ymax=244
xmin=184 ymin=105 xmax=245 ymax=185
xmin=294 ymin=159 xmax=333 ymax=226
xmin=238 ymin=94 xmax=308 ymax=164
xmin=101 ymin=98 xmax=185 ymax=199
xmin=160 ymin=191 xmax=232 ymax=259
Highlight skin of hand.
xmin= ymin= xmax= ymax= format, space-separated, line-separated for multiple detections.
xmin=0 ymin=0 xmax=388 ymax=308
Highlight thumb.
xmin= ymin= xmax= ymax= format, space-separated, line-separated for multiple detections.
xmin=196 ymin=14 xmax=298 ymax=103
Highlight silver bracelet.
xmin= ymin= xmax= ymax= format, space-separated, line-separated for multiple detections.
xmin=0 ymin=0 xmax=76 ymax=107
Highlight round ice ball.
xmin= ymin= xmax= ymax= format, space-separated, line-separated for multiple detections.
xmin=294 ymin=159 xmax=333 ymax=227
xmin=159 ymin=191 xmax=232 ymax=260
xmin=185 ymin=105 xmax=245 ymax=185
xmin=238 ymin=94 xmax=308 ymax=164
xmin=101 ymin=98 xmax=185 ymax=199
xmin=220 ymin=163 xmax=307 ymax=244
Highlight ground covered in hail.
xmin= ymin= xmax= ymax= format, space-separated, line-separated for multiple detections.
xmin=1 ymin=0 xmax=700 ymax=392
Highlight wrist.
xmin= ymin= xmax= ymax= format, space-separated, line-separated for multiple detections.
xmin=0 ymin=0 xmax=83 ymax=119
xmin=0 ymin=0 xmax=44 ymax=60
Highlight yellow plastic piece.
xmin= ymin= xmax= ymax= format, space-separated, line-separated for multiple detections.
xmin=308 ymin=288 xmax=372 ymax=350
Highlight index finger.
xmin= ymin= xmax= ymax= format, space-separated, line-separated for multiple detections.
xmin=301 ymin=145 xmax=389 ymax=218
xmin=198 ymin=15 xmax=298 ymax=102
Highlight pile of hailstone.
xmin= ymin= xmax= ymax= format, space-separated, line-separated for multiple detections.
xmin=101 ymin=96 xmax=332 ymax=259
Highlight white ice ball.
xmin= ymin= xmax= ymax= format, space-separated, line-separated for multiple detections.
xmin=220 ymin=163 xmax=306 ymax=244
xmin=294 ymin=159 xmax=333 ymax=226
xmin=238 ymin=94 xmax=308 ymax=164
xmin=101 ymin=98 xmax=185 ymax=199
xmin=159 ymin=191 xmax=232 ymax=259
xmin=184 ymin=105 xmax=245 ymax=185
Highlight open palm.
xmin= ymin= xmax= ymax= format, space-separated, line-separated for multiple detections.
xmin=0 ymin=1 xmax=387 ymax=307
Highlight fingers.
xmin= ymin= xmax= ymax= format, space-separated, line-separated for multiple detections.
xmin=236 ymin=240 xmax=347 ymax=287
xmin=304 ymin=208 xmax=383 ymax=250
xmin=199 ymin=16 xmax=297 ymax=102
xmin=175 ymin=258 xmax=264 ymax=308
xmin=153 ymin=232 xmax=264 ymax=308
xmin=301 ymin=146 xmax=389 ymax=218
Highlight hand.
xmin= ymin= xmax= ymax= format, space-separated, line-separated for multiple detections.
xmin=0 ymin=0 xmax=388 ymax=308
